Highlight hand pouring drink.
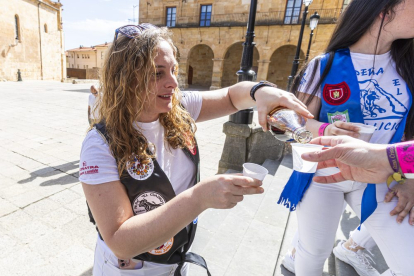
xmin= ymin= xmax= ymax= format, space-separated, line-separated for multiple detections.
xmin=267 ymin=107 xmax=312 ymax=144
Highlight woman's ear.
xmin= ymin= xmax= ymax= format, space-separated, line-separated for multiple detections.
xmin=379 ymin=10 xmax=391 ymax=20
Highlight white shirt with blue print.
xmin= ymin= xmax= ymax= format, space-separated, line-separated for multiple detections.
xmin=299 ymin=51 xmax=410 ymax=144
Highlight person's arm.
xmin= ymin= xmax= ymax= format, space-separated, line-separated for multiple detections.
xmin=83 ymin=174 xmax=263 ymax=259
xmin=301 ymin=136 xmax=393 ymax=183
xmin=88 ymin=106 xmax=91 ymax=119
xmin=296 ymin=92 xmax=360 ymax=138
xmin=196 ymin=81 xmax=313 ymax=131
xmin=303 ymin=136 xmax=414 ymax=225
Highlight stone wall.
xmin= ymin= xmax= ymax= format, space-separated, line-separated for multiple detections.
xmin=67 ymin=68 xmax=100 ymax=80
xmin=0 ymin=0 xmax=64 ymax=81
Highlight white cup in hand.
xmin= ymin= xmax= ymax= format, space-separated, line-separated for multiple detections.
xmin=352 ymin=123 xmax=376 ymax=142
xmin=242 ymin=163 xmax=268 ymax=181
xmin=291 ymin=143 xmax=324 ymax=173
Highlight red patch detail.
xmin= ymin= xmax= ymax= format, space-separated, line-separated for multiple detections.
xmin=322 ymin=82 xmax=351 ymax=106
xmin=189 ymin=146 xmax=197 ymax=156
xmin=79 ymin=162 xmax=99 ymax=176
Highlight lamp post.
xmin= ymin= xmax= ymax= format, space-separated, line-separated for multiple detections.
xmin=229 ymin=0 xmax=258 ymax=125
xmin=305 ymin=12 xmax=320 ymax=62
xmin=287 ymin=0 xmax=313 ymax=91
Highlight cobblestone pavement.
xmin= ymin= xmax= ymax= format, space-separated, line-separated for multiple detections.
xmin=0 ymin=81 xmax=227 ymax=276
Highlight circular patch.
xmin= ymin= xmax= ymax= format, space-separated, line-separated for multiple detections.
xmin=132 ymin=191 xmax=166 ymax=215
xmin=127 ymin=157 xmax=154 ymax=180
xmin=322 ymin=81 xmax=351 ymax=106
xmin=149 ymin=238 xmax=174 ymax=255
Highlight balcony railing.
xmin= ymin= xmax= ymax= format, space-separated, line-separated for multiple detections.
xmin=140 ymin=8 xmax=341 ymax=28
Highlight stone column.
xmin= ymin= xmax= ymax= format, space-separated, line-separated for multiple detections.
xmin=178 ymin=60 xmax=189 ymax=89
xmin=210 ymin=58 xmax=224 ymax=90
xmin=256 ymin=59 xmax=271 ymax=82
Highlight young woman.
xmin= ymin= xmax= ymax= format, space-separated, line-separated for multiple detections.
xmin=280 ymin=0 xmax=414 ymax=275
xmin=79 ymin=24 xmax=312 ymax=276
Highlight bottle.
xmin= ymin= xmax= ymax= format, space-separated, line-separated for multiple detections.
xmin=267 ymin=107 xmax=312 ymax=144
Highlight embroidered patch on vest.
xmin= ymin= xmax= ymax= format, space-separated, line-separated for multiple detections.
xmin=323 ymin=82 xmax=351 ymax=106
xmin=149 ymin=238 xmax=174 ymax=255
xmin=327 ymin=110 xmax=350 ymax=123
xmin=127 ymin=157 xmax=154 ymax=180
xmin=132 ymin=191 xmax=166 ymax=215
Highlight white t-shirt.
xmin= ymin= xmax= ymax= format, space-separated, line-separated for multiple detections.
xmin=300 ymin=51 xmax=410 ymax=144
xmin=88 ymin=94 xmax=99 ymax=120
xmin=79 ymin=90 xmax=202 ymax=274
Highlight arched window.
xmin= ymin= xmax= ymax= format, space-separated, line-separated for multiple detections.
xmin=14 ymin=15 xmax=20 ymax=41
xmin=44 ymin=24 xmax=48 ymax=33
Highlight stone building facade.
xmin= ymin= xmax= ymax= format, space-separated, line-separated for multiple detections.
xmin=139 ymin=0 xmax=348 ymax=90
xmin=66 ymin=42 xmax=111 ymax=79
xmin=66 ymin=42 xmax=111 ymax=70
xmin=0 ymin=0 xmax=65 ymax=81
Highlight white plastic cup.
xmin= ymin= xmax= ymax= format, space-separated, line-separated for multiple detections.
xmin=242 ymin=163 xmax=269 ymax=181
xmin=352 ymin=123 xmax=376 ymax=142
xmin=291 ymin=143 xmax=324 ymax=173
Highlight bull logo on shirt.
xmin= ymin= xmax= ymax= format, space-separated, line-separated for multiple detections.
xmin=133 ymin=191 xmax=166 ymax=215
xmin=360 ymin=79 xmax=408 ymax=120
xmin=138 ymin=198 xmax=163 ymax=212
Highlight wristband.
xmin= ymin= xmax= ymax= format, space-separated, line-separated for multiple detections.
xmin=250 ymin=81 xmax=277 ymax=101
xmin=318 ymin=123 xmax=329 ymax=137
xmin=386 ymin=145 xmax=399 ymax=173
xmin=386 ymin=172 xmax=406 ymax=188
xmin=395 ymin=141 xmax=414 ymax=179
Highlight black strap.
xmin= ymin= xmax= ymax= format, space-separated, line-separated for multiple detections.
xmin=174 ymin=252 xmax=211 ymax=276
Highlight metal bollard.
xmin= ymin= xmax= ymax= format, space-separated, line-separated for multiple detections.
xmin=17 ymin=69 xmax=22 ymax=81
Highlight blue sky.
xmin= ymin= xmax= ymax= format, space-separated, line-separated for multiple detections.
xmin=62 ymin=0 xmax=139 ymax=50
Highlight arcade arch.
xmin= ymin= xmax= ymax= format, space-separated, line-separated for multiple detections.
xmin=267 ymin=45 xmax=305 ymax=89
xmin=221 ymin=42 xmax=259 ymax=88
xmin=187 ymin=44 xmax=214 ymax=88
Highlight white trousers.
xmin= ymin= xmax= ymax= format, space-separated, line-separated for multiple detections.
xmin=92 ymin=236 xmax=188 ymax=276
xmin=295 ymin=180 xmax=414 ymax=276
xmin=350 ymin=224 xmax=376 ymax=250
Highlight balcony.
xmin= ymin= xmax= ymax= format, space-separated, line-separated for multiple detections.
xmin=141 ymin=8 xmax=341 ymax=28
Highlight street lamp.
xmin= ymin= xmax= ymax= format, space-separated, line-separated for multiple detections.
xmin=287 ymin=0 xmax=313 ymax=91
xmin=229 ymin=0 xmax=258 ymax=124
xmin=305 ymin=12 xmax=320 ymax=62
xmin=129 ymin=5 xmax=139 ymax=23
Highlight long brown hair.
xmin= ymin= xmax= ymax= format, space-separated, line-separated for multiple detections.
xmin=291 ymin=0 xmax=414 ymax=140
xmin=98 ymin=27 xmax=196 ymax=175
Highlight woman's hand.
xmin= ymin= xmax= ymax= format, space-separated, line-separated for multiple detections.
xmin=195 ymin=174 xmax=264 ymax=210
xmin=324 ymin=121 xmax=360 ymax=138
xmin=384 ymin=180 xmax=414 ymax=225
xmin=255 ymin=87 xmax=314 ymax=131
xmin=301 ymin=136 xmax=392 ymax=184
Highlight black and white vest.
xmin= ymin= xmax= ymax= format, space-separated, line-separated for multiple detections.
xmin=87 ymin=123 xmax=210 ymax=276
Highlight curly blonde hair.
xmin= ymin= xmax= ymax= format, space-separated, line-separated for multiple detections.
xmin=97 ymin=27 xmax=196 ymax=175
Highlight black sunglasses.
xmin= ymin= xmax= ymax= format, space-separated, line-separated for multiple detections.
xmin=114 ymin=23 xmax=158 ymax=41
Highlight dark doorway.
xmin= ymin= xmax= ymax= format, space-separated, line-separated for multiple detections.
xmin=188 ymin=66 xmax=193 ymax=85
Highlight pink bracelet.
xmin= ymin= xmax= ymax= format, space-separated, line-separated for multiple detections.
xmin=318 ymin=123 xmax=330 ymax=137
xmin=395 ymin=141 xmax=414 ymax=178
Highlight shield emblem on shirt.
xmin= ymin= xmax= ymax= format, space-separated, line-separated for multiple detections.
xmin=323 ymin=82 xmax=351 ymax=106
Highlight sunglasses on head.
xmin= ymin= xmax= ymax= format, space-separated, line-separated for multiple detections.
xmin=114 ymin=23 xmax=158 ymax=41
